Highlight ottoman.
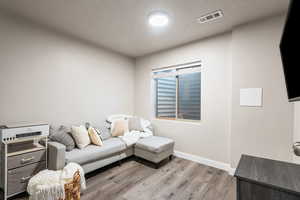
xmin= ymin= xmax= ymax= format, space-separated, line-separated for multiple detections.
xmin=135 ymin=136 xmax=174 ymax=167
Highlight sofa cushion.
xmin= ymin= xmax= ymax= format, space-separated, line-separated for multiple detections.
xmin=135 ymin=136 xmax=174 ymax=154
xmin=65 ymin=138 xmax=126 ymax=165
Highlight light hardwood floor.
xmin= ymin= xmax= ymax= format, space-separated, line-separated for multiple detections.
xmin=13 ymin=156 xmax=236 ymax=200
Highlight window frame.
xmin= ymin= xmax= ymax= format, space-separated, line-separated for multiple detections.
xmin=153 ymin=61 xmax=201 ymax=122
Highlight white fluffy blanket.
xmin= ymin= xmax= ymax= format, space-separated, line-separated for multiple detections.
xmin=27 ymin=163 xmax=85 ymax=200
xmin=119 ymin=118 xmax=153 ymax=146
xmin=119 ymin=129 xmax=153 ymax=146
xmin=27 ymin=170 xmax=64 ymax=200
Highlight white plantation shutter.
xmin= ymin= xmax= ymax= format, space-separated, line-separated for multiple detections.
xmin=153 ymin=61 xmax=201 ymax=120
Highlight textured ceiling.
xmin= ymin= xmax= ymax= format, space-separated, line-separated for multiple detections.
xmin=0 ymin=0 xmax=289 ymax=57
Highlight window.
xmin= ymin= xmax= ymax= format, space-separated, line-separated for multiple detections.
xmin=153 ymin=61 xmax=201 ymax=121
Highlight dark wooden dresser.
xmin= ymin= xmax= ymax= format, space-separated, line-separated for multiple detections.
xmin=235 ymin=155 xmax=300 ymax=200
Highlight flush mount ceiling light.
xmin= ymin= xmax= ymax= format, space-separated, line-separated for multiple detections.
xmin=148 ymin=11 xmax=169 ymax=27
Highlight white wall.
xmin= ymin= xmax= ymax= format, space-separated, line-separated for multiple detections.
xmin=135 ymin=33 xmax=232 ymax=164
xmin=0 ymin=14 xmax=135 ymax=126
xmin=135 ymin=14 xmax=294 ymax=168
xmin=230 ymin=15 xmax=294 ymax=167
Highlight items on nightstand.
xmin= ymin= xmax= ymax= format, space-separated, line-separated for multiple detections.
xmin=0 ymin=123 xmax=49 ymax=200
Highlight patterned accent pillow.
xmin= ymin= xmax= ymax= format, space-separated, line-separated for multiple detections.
xmin=95 ymin=126 xmax=111 ymax=140
xmin=88 ymin=127 xmax=103 ymax=146
xmin=49 ymin=125 xmax=75 ymax=151
xmin=104 ymin=121 xmax=111 ymax=129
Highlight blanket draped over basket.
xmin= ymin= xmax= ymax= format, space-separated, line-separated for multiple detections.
xmin=27 ymin=162 xmax=85 ymax=200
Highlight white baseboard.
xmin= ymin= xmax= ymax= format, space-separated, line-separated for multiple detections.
xmin=174 ymin=150 xmax=236 ymax=176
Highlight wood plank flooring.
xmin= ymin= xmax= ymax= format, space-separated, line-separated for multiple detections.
xmin=12 ymin=156 xmax=236 ymax=200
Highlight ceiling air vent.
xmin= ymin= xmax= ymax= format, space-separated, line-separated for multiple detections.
xmin=197 ymin=10 xmax=223 ymax=24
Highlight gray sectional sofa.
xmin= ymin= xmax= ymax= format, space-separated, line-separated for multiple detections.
xmin=48 ymin=135 xmax=174 ymax=174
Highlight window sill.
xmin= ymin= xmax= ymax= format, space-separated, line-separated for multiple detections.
xmin=153 ymin=118 xmax=201 ymax=125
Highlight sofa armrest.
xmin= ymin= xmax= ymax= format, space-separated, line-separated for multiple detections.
xmin=48 ymin=141 xmax=66 ymax=170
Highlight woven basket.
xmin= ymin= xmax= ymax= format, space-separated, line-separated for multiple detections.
xmin=60 ymin=170 xmax=81 ymax=200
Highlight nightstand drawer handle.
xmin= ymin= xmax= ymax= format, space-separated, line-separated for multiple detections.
xmin=21 ymin=157 xmax=35 ymax=164
xmin=21 ymin=176 xmax=32 ymax=183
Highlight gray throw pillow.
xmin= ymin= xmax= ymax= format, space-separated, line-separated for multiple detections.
xmin=95 ymin=126 xmax=111 ymax=140
xmin=128 ymin=117 xmax=144 ymax=131
xmin=50 ymin=126 xmax=75 ymax=151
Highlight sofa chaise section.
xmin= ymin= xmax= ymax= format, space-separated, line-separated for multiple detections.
xmin=135 ymin=136 xmax=174 ymax=165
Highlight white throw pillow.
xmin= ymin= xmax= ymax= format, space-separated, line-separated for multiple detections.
xmin=111 ymin=119 xmax=129 ymax=137
xmin=71 ymin=125 xmax=91 ymax=149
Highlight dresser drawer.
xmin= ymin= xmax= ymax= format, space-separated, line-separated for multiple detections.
xmin=7 ymin=161 xmax=46 ymax=196
xmin=7 ymin=150 xmax=46 ymax=169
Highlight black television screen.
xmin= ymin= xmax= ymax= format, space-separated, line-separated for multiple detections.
xmin=280 ymin=0 xmax=299 ymax=102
